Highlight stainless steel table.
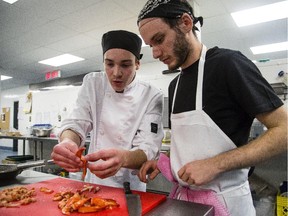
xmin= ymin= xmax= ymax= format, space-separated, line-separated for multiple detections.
xmin=0 ymin=135 xmax=57 ymax=160
xmin=0 ymin=170 xmax=214 ymax=216
xmin=0 ymin=135 xmax=91 ymax=161
xmin=0 ymin=135 xmax=170 ymax=161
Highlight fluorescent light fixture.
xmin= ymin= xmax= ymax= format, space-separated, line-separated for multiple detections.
xmin=2 ymin=0 xmax=19 ymax=4
xmin=1 ymin=75 xmax=12 ymax=81
xmin=39 ymin=54 xmax=85 ymax=67
xmin=41 ymin=85 xmax=75 ymax=90
xmin=250 ymin=42 xmax=288 ymax=55
xmin=231 ymin=1 xmax=288 ymax=27
xmin=4 ymin=94 xmax=22 ymax=99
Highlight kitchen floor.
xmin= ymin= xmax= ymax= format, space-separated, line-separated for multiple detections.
xmin=0 ymin=147 xmax=280 ymax=216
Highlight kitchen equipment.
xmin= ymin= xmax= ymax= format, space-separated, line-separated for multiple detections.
xmin=2 ymin=155 xmax=34 ymax=165
xmin=124 ymin=182 xmax=142 ymax=216
xmin=31 ymin=124 xmax=54 ymax=137
xmin=5 ymin=155 xmax=34 ymax=162
xmin=277 ymin=181 xmax=288 ymax=216
xmin=0 ymin=178 xmax=166 ymax=216
xmin=33 ymin=128 xmax=53 ymax=137
xmin=0 ymin=159 xmax=54 ymax=180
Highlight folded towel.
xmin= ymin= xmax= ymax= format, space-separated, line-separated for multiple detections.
xmin=157 ymin=153 xmax=230 ymax=216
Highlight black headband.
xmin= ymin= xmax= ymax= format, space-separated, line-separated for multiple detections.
xmin=137 ymin=0 xmax=203 ymax=27
xmin=102 ymin=30 xmax=143 ymax=60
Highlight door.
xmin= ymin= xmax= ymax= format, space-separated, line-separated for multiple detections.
xmin=13 ymin=101 xmax=19 ymax=152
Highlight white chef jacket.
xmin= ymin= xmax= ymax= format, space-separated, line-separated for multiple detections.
xmin=58 ymin=72 xmax=164 ymax=191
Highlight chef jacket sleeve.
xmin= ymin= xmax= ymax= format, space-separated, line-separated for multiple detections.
xmin=57 ymin=73 xmax=98 ymax=147
xmin=131 ymin=92 xmax=164 ymax=160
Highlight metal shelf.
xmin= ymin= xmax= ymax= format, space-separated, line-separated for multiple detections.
xmin=270 ymin=82 xmax=287 ymax=100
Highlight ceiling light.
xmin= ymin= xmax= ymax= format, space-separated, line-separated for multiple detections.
xmin=2 ymin=0 xmax=18 ymax=4
xmin=4 ymin=94 xmax=22 ymax=99
xmin=38 ymin=54 xmax=85 ymax=67
xmin=1 ymin=75 xmax=12 ymax=81
xmin=41 ymin=85 xmax=75 ymax=90
xmin=231 ymin=1 xmax=288 ymax=27
xmin=250 ymin=42 xmax=288 ymax=55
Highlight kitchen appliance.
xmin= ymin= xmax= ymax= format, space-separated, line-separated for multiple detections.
xmin=124 ymin=182 xmax=142 ymax=216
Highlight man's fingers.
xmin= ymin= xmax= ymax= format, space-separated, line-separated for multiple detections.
xmin=148 ymin=169 xmax=160 ymax=180
xmin=85 ymin=149 xmax=116 ymax=162
xmin=91 ymin=166 xmax=118 ymax=179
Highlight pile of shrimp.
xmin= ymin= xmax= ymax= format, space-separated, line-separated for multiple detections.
xmin=0 ymin=186 xmax=36 ymax=208
xmin=53 ymin=187 xmax=119 ymax=215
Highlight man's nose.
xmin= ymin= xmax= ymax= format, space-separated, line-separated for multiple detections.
xmin=113 ymin=65 xmax=122 ymax=77
xmin=152 ymin=46 xmax=162 ymax=59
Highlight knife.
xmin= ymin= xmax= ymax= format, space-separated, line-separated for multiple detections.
xmin=123 ymin=182 xmax=142 ymax=216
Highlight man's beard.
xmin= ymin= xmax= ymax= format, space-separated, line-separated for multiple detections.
xmin=168 ymin=31 xmax=190 ymax=70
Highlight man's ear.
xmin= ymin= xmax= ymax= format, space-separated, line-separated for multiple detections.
xmin=180 ymin=13 xmax=193 ymax=33
xmin=135 ymin=59 xmax=140 ymax=70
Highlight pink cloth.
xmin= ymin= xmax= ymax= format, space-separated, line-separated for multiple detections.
xmin=157 ymin=153 xmax=230 ymax=216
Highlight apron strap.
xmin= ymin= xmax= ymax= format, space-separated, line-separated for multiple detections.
xmin=196 ymin=45 xmax=207 ymax=110
xmin=172 ymin=44 xmax=207 ymax=112
xmin=172 ymin=74 xmax=180 ymax=113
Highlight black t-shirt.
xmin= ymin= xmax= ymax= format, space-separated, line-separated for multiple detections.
xmin=168 ymin=46 xmax=283 ymax=147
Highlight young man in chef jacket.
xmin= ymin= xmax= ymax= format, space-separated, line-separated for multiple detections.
xmin=51 ymin=30 xmax=164 ymax=191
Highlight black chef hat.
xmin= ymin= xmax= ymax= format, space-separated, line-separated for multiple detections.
xmin=137 ymin=0 xmax=203 ymax=27
xmin=102 ymin=30 xmax=143 ymax=60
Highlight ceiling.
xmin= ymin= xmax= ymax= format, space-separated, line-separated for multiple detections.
xmin=0 ymin=0 xmax=287 ymax=90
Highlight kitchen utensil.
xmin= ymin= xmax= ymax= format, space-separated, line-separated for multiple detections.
xmin=31 ymin=124 xmax=54 ymax=137
xmin=123 ymin=182 xmax=142 ymax=216
xmin=32 ymin=128 xmax=54 ymax=137
xmin=0 ymin=159 xmax=54 ymax=180
xmin=5 ymin=155 xmax=34 ymax=162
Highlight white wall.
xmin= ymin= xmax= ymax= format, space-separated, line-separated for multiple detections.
xmin=31 ymin=87 xmax=80 ymax=129
xmin=0 ymin=86 xmax=29 ymax=151
xmin=255 ymin=58 xmax=287 ymax=85
xmin=137 ymin=61 xmax=179 ymax=97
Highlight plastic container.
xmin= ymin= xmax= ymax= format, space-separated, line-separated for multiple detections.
xmin=276 ymin=193 xmax=288 ymax=216
xmin=277 ymin=181 xmax=288 ymax=216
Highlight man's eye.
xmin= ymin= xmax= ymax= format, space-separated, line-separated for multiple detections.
xmin=122 ymin=64 xmax=131 ymax=68
xmin=106 ymin=63 xmax=114 ymax=67
xmin=155 ymin=37 xmax=164 ymax=44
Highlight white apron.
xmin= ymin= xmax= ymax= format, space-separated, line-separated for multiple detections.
xmin=168 ymin=45 xmax=256 ymax=216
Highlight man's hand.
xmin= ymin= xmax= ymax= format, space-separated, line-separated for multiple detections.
xmin=138 ymin=160 xmax=160 ymax=183
xmin=51 ymin=138 xmax=83 ymax=172
xmin=178 ymin=158 xmax=219 ymax=186
xmin=85 ymin=148 xmax=126 ymax=179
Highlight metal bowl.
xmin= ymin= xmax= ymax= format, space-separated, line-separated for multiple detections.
xmin=32 ymin=128 xmax=53 ymax=137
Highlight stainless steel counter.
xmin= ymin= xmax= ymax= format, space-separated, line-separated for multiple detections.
xmin=0 ymin=135 xmax=58 ymax=160
xmin=0 ymin=170 xmax=214 ymax=216
xmin=0 ymin=135 xmax=170 ymax=161
xmin=0 ymin=135 xmax=91 ymax=161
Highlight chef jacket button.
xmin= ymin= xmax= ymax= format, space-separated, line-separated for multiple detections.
xmin=100 ymin=130 xmax=104 ymax=135
xmin=118 ymin=136 xmax=121 ymax=140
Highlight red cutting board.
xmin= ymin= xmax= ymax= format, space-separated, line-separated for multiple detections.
xmin=0 ymin=178 xmax=166 ymax=216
